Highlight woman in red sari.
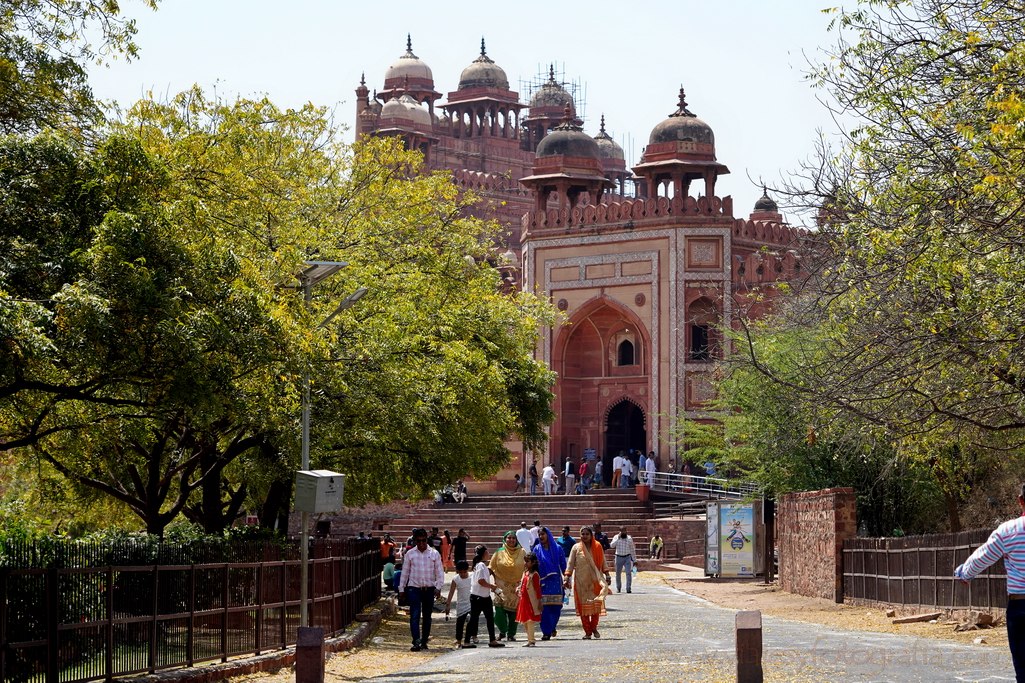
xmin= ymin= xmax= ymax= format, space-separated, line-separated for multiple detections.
xmin=563 ymin=526 xmax=609 ymax=639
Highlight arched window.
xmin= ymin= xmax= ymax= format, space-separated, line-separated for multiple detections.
xmin=618 ymin=339 xmax=635 ymax=366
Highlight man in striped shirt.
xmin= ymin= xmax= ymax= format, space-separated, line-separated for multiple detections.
xmin=955 ymin=484 xmax=1025 ymax=680
xmin=398 ymin=528 xmax=445 ymax=651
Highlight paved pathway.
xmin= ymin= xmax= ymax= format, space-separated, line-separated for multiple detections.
xmin=378 ymin=573 xmax=1016 ymax=682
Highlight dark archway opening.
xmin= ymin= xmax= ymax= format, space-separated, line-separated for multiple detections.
xmin=603 ymin=401 xmax=646 ymax=485
xmin=618 ymin=340 xmax=635 ymax=366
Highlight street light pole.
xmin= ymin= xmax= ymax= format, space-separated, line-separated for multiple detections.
xmin=300 ymin=274 xmax=314 ymax=630
xmin=295 ymin=260 xmax=354 ymax=629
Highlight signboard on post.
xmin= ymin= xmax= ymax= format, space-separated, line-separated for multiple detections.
xmin=720 ymin=502 xmax=756 ymax=577
xmin=707 ymin=500 xmax=767 ymax=577
xmin=294 ymin=470 xmax=345 ymax=513
xmin=583 ymin=448 xmax=597 ymax=461
xmin=705 ymin=501 xmax=721 ymax=576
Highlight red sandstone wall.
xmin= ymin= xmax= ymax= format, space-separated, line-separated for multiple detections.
xmin=643 ymin=518 xmax=705 ymax=562
xmin=777 ymin=487 xmax=857 ymax=603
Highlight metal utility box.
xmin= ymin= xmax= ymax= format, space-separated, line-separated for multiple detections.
xmin=294 ymin=470 xmax=345 ymax=513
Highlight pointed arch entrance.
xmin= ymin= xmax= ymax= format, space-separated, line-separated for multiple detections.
xmin=603 ymin=400 xmax=646 ymax=484
xmin=549 ymin=296 xmax=651 ymax=478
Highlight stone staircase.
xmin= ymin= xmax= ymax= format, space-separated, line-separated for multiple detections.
xmin=383 ymin=489 xmax=666 ymax=564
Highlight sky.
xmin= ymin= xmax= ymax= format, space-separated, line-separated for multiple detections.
xmin=87 ymin=1 xmax=848 ymax=227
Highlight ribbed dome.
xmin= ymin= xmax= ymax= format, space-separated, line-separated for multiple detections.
xmin=649 ymin=87 xmax=714 ymax=146
xmin=754 ymin=187 xmax=778 ymax=212
xmin=383 ymin=35 xmax=434 ymax=89
xmin=593 ymin=114 xmax=624 ymax=161
xmin=529 ymin=65 xmax=574 ymax=111
xmin=536 ymin=108 xmax=600 ymax=159
xmin=458 ymin=39 xmax=509 ymax=90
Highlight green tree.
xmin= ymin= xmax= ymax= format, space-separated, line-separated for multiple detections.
xmin=771 ymin=0 xmax=1025 ymax=444
xmin=1 ymin=91 xmax=556 ymax=534
xmin=0 ymin=0 xmax=157 ymax=136
xmin=705 ymin=322 xmax=954 ymax=533
xmin=734 ymin=0 xmax=1025 ymax=531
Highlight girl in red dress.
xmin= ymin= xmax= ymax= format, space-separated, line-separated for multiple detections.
xmin=515 ymin=553 xmax=542 ymax=646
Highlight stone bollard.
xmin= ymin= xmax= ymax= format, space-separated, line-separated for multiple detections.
xmin=735 ymin=610 xmax=763 ymax=683
xmin=296 ymin=626 xmax=325 ymax=683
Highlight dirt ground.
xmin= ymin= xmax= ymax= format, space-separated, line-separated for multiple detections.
xmin=229 ymin=569 xmax=1008 ymax=682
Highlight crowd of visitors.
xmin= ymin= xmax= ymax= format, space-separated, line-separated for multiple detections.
xmin=386 ymin=519 xmax=636 ymax=650
xmin=518 ymin=450 xmax=656 ymax=496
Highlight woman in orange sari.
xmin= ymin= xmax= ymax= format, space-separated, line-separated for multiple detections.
xmin=563 ymin=526 xmax=609 ymax=639
xmin=442 ymin=529 xmax=454 ymax=571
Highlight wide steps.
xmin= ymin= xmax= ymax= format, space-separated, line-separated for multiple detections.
xmin=383 ymin=490 xmax=658 ymax=552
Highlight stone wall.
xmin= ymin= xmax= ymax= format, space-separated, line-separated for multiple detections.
xmin=643 ymin=518 xmax=706 ymax=563
xmin=778 ymin=487 xmax=857 ymax=603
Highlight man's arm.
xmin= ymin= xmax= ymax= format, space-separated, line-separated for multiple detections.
xmin=397 ymin=556 xmax=410 ymax=594
xmin=956 ymin=527 xmax=1007 ymax=581
xmin=433 ymin=550 xmax=446 ymax=593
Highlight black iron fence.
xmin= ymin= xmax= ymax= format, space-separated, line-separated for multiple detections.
xmin=1 ymin=537 xmax=381 ymax=683
xmin=843 ymin=529 xmax=1005 ymax=610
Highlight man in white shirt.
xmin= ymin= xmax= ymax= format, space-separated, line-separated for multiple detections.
xmin=645 ymin=454 xmax=656 ymax=485
xmin=541 ymin=463 xmax=556 ymax=494
xmin=564 ymin=458 xmax=575 ymax=495
xmin=515 ymin=522 xmax=534 ymax=550
xmin=610 ymin=526 xmax=637 ymax=593
xmin=611 ymin=452 xmax=624 ymax=488
xmin=529 ymin=519 xmax=542 ymax=542
xmin=620 ymin=457 xmax=633 ymax=488
xmin=398 ymin=528 xmax=446 ymax=651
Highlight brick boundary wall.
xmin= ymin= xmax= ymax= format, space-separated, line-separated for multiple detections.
xmin=778 ymin=487 xmax=857 ymax=603
xmin=123 ymin=597 xmax=397 ymax=683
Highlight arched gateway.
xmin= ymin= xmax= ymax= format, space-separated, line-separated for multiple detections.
xmin=550 ymin=297 xmax=650 ymax=477
xmin=603 ymin=399 xmax=646 ymax=485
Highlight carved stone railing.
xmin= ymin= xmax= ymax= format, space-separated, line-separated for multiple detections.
xmin=521 ymin=195 xmax=734 ymax=232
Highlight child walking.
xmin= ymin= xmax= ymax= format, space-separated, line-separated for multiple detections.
xmin=464 ymin=545 xmax=505 ymax=648
xmin=515 ymin=552 xmax=542 ymax=646
xmin=444 ymin=560 xmax=472 ymax=647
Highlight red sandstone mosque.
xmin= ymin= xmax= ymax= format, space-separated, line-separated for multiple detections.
xmin=356 ymin=37 xmax=807 ymax=489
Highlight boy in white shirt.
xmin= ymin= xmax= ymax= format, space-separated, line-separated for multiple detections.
xmin=444 ymin=560 xmax=472 ymax=647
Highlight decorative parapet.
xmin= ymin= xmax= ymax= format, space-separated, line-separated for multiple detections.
xmin=732 ymin=218 xmax=810 ymax=247
xmin=730 ymin=220 xmax=813 ymax=285
xmin=521 ymin=195 xmax=735 ymax=232
xmin=452 ymin=168 xmax=530 ymax=196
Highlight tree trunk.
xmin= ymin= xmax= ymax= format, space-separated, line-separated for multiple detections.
xmin=260 ymin=478 xmax=292 ymax=531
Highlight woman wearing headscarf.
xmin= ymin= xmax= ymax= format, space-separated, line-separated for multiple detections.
xmin=489 ymin=530 xmax=525 ymax=641
xmin=563 ymin=525 xmax=609 ymax=639
xmin=533 ymin=526 xmax=567 ymax=640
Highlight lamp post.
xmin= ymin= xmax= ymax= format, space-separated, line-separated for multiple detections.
xmin=295 ymin=261 xmax=367 ymax=629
